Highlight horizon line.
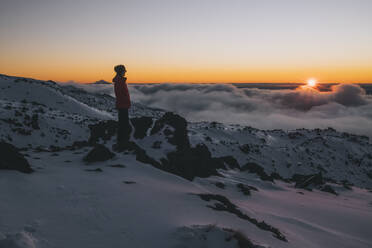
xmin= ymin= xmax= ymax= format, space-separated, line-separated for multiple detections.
xmin=1 ymin=73 xmax=372 ymax=85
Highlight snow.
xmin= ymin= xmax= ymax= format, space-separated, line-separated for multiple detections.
xmin=173 ymin=225 xmax=247 ymax=248
xmin=0 ymin=74 xmax=372 ymax=248
xmin=188 ymin=123 xmax=372 ymax=188
xmin=0 ymin=231 xmax=37 ymax=248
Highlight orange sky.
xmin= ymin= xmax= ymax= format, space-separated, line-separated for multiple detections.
xmin=1 ymin=0 xmax=371 ymax=84
xmin=1 ymin=62 xmax=371 ymax=84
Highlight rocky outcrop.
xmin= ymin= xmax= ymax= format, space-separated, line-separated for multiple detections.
xmin=241 ymin=162 xmax=274 ymax=181
xmin=175 ymin=225 xmax=262 ymax=248
xmin=291 ymin=173 xmax=339 ymax=195
xmin=130 ymin=117 xmax=153 ymax=139
xmin=236 ymin=183 xmax=258 ymax=196
xmin=125 ymin=142 xmax=162 ymax=169
xmin=161 ymin=144 xmax=226 ymax=181
xmin=88 ymin=120 xmax=117 ymax=144
xmin=93 ymin=112 xmax=239 ymax=181
xmin=88 ymin=116 xmax=152 ymax=142
xmin=150 ymin=112 xmax=190 ymax=150
xmin=320 ymin=185 xmax=338 ymax=195
xmin=196 ymin=194 xmax=287 ymax=242
xmin=0 ymin=142 xmax=33 ymax=173
xmin=292 ymin=173 xmax=324 ymax=189
xmin=217 ymin=156 xmax=240 ymax=170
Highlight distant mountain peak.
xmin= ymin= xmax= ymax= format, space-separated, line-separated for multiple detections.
xmin=92 ymin=80 xmax=111 ymax=85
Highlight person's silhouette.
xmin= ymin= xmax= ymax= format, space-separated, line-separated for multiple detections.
xmin=113 ymin=64 xmax=131 ymax=150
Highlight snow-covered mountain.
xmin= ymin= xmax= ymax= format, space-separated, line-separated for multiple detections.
xmin=0 ymin=74 xmax=371 ymax=248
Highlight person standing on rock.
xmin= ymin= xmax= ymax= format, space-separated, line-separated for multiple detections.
xmin=113 ymin=64 xmax=132 ymax=150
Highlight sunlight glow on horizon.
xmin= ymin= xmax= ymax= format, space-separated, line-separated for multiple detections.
xmin=2 ymin=65 xmax=371 ymax=84
xmin=307 ymin=79 xmax=317 ymax=87
xmin=1 ymin=0 xmax=372 ymax=84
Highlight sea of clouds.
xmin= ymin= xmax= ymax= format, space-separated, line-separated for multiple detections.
xmin=68 ymin=82 xmax=372 ymax=137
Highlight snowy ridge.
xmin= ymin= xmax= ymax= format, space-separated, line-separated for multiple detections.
xmin=188 ymin=122 xmax=372 ymax=188
xmin=0 ymin=74 xmax=163 ymax=148
xmin=0 ymin=74 xmax=372 ymax=248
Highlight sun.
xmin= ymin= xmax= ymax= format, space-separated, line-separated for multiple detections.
xmin=299 ymin=78 xmax=319 ymax=91
xmin=307 ymin=79 xmax=317 ymax=87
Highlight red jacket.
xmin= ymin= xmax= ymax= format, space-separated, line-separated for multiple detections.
xmin=113 ymin=75 xmax=131 ymax=109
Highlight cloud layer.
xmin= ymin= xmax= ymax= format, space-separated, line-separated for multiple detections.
xmin=63 ymin=81 xmax=372 ymax=137
xmin=130 ymin=83 xmax=372 ymax=137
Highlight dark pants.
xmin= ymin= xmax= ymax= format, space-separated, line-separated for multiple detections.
xmin=117 ymin=108 xmax=131 ymax=144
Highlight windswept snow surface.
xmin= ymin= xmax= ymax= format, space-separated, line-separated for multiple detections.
xmin=1 ymin=74 xmax=372 ymax=248
xmin=1 ymin=149 xmax=371 ymax=248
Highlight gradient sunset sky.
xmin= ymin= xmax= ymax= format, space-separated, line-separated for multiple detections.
xmin=1 ymin=0 xmax=371 ymax=83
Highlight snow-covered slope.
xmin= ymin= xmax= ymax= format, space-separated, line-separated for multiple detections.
xmin=0 ymin=74 xmax=371 ymax=248
xmin=188 ymin=122 xmax=372 ymax=188
xmin=0 ymin=74 xmax=163 ymax=148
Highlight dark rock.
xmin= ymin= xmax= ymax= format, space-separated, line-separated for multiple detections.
xmin=135 ymin=148 xmax=160 ymax=167
xmin=196 ymin=194 xmax=287 ymax=242
xmin=216 ymin=156 xmax=240 ymax=170
xmin=121 ymin=141 xmax=163 ymax=169
xmin=131 ymin=117 xmax=153 ymax=139
xmin=150 ymin=112 xmax=190 ymax=150
xmin=1 ymin=118 xmax=22 ymax=127
xmin=320 ymin=185 xmax=338 ymax=195
xmin=123 ymin=181 xmax=136 ymax=184
xmin=236 ymin=183 xmax=258 ymax=196
xmin=12 ymin=128 xmax=32 ymax=135
xmin=288 ymin=132 xmax=304 ymax=139
xmin=88 ymin=120 xmax=117 ymax=144
xmin=161 ymin=143 xmax=225 ymax=181
xmin=215 ymin=182 xmax=225 ymax=189
xmin=49 ymin=145 xmax=62 ymax=152
xmin=85 ymin=168 xmax=103 ymax=172
xmin=342 ymin=181 xmax=353 ymax=190
xmin=0 ymin=142 xmax=34 ymax=173
xmin=83 ymin=144 xmax=115 ymax=163
xmin=292 ymin=173 xmax=324 ymax=189
xmin=14 ymin=110 xmax=22 ymax=117
xmin=223 ymin=228 xmax=261 ymax=248
xmin=366 ymin=171 xmax=372 ymax=180
xmin=241 ymin=162 xmax=273 ymax=181
xmin=270 ymin=172 xmax=285 ymax=181
xmin=151 ymin=140 xmax=162 ymax=149
xmin=239 ymin=144 xmax=250 ymax=154
xmin=110 ymin=164 xmax=126 ymax=168
xmin=71 ymin=140 xmax=89 ymax=149
xmin=31 ymin=114 xmax=40 ymax=129
xmin=129 ymin=140 xmax=229 ymax=181
xmin=112 ymin=112 xmax=237 ymax=182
